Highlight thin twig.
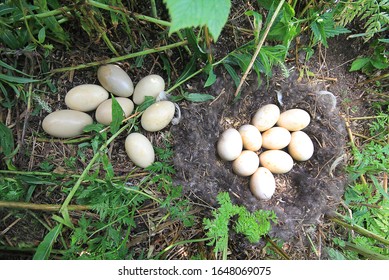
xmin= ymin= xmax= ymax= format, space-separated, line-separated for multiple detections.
xmin=264 ymin=235 xmax=291 ymax=260
xmin=0 ymin=201 xmax=91 ymax=212
xmin=234 ymin=0 xmax=285 ymax=96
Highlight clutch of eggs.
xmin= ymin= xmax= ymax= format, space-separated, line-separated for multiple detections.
xmin=42 ymin=64 xmax=176 ymax=170
xmin=217 ymin=103 xmax=315 ymax=201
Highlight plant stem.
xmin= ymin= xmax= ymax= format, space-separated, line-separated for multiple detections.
xmin=343 ymin=241 xmax=389 ymax=260
xmin=264 ymin=235 xmax=291 ymax=260
xmin=234 ymin=0 xmax=286 ymax=96
xmin=59 ymin=122 xmax=132 ymax=216
xmin=50 ymin=40 xmax=187 ymax=73
xmin=329 ymin=212 xmax=389 ymax=246
xmin=0 ymin=201 xmax=91 ymax=211
xmin=154 ymin=237 xmax=211 ymax=259
xmin=150 ymin=0 xmax=158 ymax=18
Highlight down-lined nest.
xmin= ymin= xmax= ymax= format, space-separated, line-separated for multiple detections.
xmin=171 ymin=71 xmax=348 ymax=241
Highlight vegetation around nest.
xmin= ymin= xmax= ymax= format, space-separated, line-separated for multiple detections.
xmin=0 ymin=0 xmax=388 ymax=260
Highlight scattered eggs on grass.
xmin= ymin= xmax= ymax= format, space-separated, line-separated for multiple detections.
xmin=125 ymin=133 xmax=155 ymax=168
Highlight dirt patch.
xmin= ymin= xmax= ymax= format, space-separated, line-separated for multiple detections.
xmin=171 ymin=68 xmax=348 ymax=241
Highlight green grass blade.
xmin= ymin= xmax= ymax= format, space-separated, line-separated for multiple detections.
xmin=0 ymin=73 xmax=39 ymax=83
xmin=33 ymin=223 xmax=63 ymax=260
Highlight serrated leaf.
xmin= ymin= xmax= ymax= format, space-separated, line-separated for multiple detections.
xmin=33 ymin=223 xmax=62 ymax=260
xmin=110 ymin=95 xmax=124 ymax=134
xmin=163 ymin=0 xmax=231 ymax=41
xmin=183 ymin=92 xmax=214 ymax=102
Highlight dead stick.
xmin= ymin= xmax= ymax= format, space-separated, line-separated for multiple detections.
xmin=264 ymin=235 xmax=291 ymax=260
xmin=0 ymin=201 xmax=91 ymax=212
xmin=234 ymin=0 xmax=285 ymax=96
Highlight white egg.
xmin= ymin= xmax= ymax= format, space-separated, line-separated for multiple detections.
xmin=125 ymin=133 xmax=155 ymax=168
xmin=65 ymin=84 xmax=108 ymax=112
xmin=238 ymin=124 xmax=262 ymax=151
xmin=95 ymin=97 xmax=134 ymax=125
xmin=133 ymin=74 xmax=165 ymax=105
xmin=42 ymin=110 xmax=93 ymax=138
xmin=252 ymin=104 xmax=280 ymax=132
xmin=217 ymin=128 xmax=243 ymax=161
xmin=277 ymin=109 xmax=310 ymax=131
xmin=261 ymin=127 xmax=291 ymax=150
xmin=288 ymin=131 xmax=314 ymax=161
xmin=141 ymin=101 xmax=175 ymax=132
xmin=97 ymin=64 xmax=134 ymax=97
xmin=259 ymin=150 xmax=294 ymax=174
xmin=232 ymin=150 xmax=259 ymax=177
xmin=250 ymin=167 xmax=276 ymax=200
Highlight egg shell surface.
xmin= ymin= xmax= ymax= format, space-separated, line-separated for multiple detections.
xmin=65 ymin=84 xmax=108 ymax=112
xmin=42 ymin=110 xmax=93 ymax=138
xmin=232 ymin=150 xmax=260 ymax=177
xmin=252 ymin=104 xmax=280 ymax=131
xmin=261 ymin=127 xmax=291 ymax=150
xmin=259 ymin=150 xmax=294 ymax=174
xmin=125 ymin=133 xmax=155 ymax=168
xmin=288 ymin=131 xmax=314 ymax=161
xmin=133 ymin=74 xmax=165 ymax=105
xmin=217 ymin=128 xmax=243 ymax=161
xmin=141 ymin=100 xmax=175 ymax=132
xmin=238 ymin=124 xmax=262 ymax=151
xmin=276 ymin=109 xmax=311 ymax=131
xmin=97 ymin=64 xmax=134 ymax=97
xmin=250 ymin=167 xmax=276 ymax=200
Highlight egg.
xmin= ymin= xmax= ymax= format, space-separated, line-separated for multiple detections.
xmin=133 ymin=74 xmax=165 ymax=105
xmin=42 ymin=110 xmax=93 ymax=138
xmin=95 ymin=98 xmax=134 ymax=125
xmin=125 ymin=133 xmax=155 ymax=168
xmin=141 ymin=100 xmax=175 ymax=132
xmin=250 ymin=167 xmax=276 ymax=200
xmin=277 ymin=109 xmax=310 ymax=131
xmin=217 ymin=128 xmax=243 ymax=161
xmin=65 ymin=84 xmax=108 ymax=112
xmin=288 ymin=131 xmax=314 ymax=161
xmin=261 ymin=127 xmax=291 ymax=149
xmin=238 ymin=124 xmax=262 ymax=151
xmin=232 ymin=150 xmax=259 ymax=177
xmin=97 ymin=64 xmax=134 ymax=97
xmin=252 ymin=104 xmax=280 ymax=131
xmin=259 ymin=150 xmax=294 ymax=174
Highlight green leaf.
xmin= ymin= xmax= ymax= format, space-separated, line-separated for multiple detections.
xmin=350 ymin=57 xmax=371 ymax=71
xmin=0 ymin=73 xmax=39 ymax=84
xmin=183 ymin=92 xmax=214 ymax=102
xmin=33 ymin=223 xmax=62 ymax=260
xmin=163 ymin=0 xmax=231 ymax=41
xmin=175 ymin=55 xmax=197 ymax=85
xmin=223 ymin=63 xmax=240 ymax=88
xmin=204 ymin=65 xmax=217 ymax=87
xmin=0 ymin=122 xmax=14 ymax=157
xmin=38 ymin=27 xmax=46 ymax=44
xmin=110 ymin=95 xmax=124 ymax=134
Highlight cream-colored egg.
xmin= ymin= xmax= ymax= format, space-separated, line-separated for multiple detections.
xmin=95 ymin=97 xmax=134 ymax=125
xmin=277 ymin=109 xmax=310 ymax=131
xmin=252 ymin=104 xmax=280 ymax=132
xmin=250 ymin=167 xmax=276 ymax=200
xmin=288 ymin=131 xmax=314 ymax=161
xmin=133 ymin=74 xmax=165 ymax=105
xmin=97 ymin=64 xmax=134 ymax=97
xmin=42 ymin=110 xmax=93 ymax=138
xmin=232 ymin=150 xmax=259 ymax=177
xmin=125 ymin=133 xmax=155 ymax=168
xmin=65 ymin=84 xmax=108 ymax=112
xmin=261 ymin=127 xmax=291 ymax=150
xmin=141 ymin=101 xmax=175 ymax=132
xmin=238 ymin=124 xmax=262 ymax=151
xmin=217 ymin=128 xmax=243 ymax=161
xmin=259 ymin=150 xmax=294 ymax=174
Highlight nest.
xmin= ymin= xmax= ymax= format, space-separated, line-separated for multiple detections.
xmin=171 ymin=71 xmax=348 ymax=241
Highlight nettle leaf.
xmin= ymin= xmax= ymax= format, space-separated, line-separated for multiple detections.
xmin=163 ymin=0 xmax=231 ymax=41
